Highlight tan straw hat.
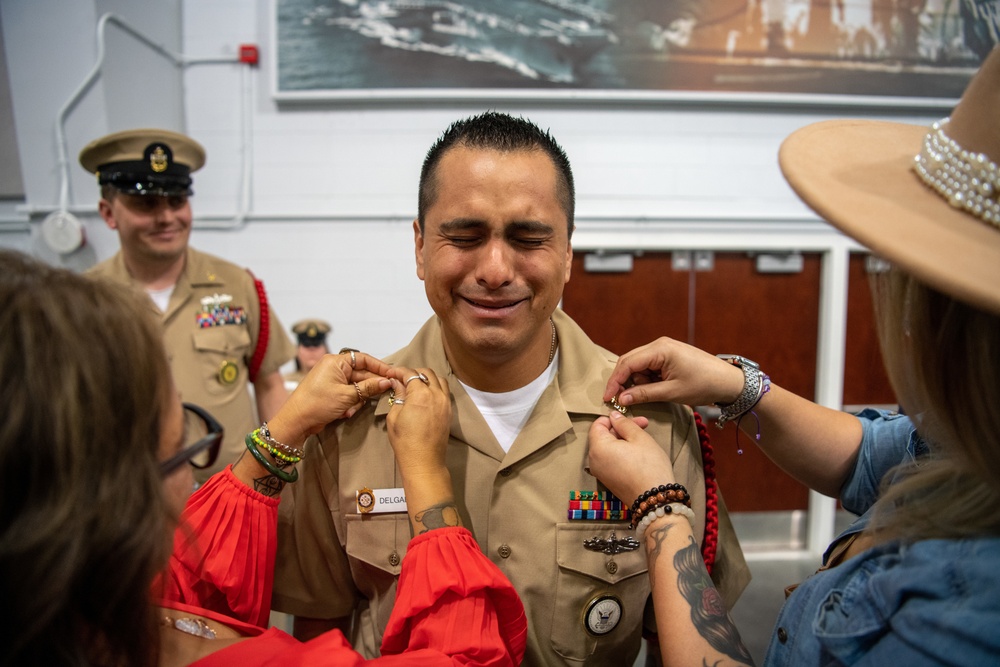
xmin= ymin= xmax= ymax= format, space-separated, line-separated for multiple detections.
xmin=779 ymin=46 xmax=1000 ymax=315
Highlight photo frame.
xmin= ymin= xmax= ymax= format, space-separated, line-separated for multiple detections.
xmin=273 ymin=0 xmax=995 ymax=109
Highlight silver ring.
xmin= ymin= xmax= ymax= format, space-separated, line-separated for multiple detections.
xmin=388 ymin=390 xmax=404 ymax=406
xmin=339 ymin=348 xmax=359 ymax=369
xmin=404 ymin=372 xmax=430 ymax=386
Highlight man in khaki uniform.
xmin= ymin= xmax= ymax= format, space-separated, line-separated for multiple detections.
xmin=82 ymin=128 xmax=295 ymax=482
xmin=283 ymin=318 xmax=332 ymax=388
xmin=273 ymin=112 xmax=749 ymax=665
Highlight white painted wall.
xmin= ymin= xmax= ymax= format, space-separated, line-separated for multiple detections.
xmin=1 ymin=0 xmax=948 ymax=363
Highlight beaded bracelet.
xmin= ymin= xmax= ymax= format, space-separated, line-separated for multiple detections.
xmin=251 ymin=429 xmax=301 ymax=464
xmin=636 ymin=503 xmax=696 ymax=543
xmin=630 ymin=483 xmax=690 ymax=529
xmin=244 ymin=433 xmax=299 ymax=483
xmin=259 ymin=422 xmax=305 ymax=460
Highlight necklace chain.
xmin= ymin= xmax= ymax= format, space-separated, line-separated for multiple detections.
xmin=548 ymin=317 xmax=558 ymax=366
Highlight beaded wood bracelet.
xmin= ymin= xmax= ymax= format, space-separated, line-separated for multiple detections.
xmin=244 ymin=433 xmax=299 ymax=483
xmin=630 ymin=483 xmax=690 ymax=529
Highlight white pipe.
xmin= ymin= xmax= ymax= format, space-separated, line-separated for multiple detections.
xmin=53 ymin=13 xmax=240 ymax=216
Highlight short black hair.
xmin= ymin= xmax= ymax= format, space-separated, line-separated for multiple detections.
xmin=417 ymin=111 xmax=574 ymax=236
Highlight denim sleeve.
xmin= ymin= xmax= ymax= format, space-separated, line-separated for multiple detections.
xmin=838 ymin=409 xmax=921 ymax=517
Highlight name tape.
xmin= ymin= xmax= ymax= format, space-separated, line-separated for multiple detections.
xmin=356 ymin=487 xmax=407 ymax=514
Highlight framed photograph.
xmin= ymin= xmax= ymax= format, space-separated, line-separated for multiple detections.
xmin=273 ymin=0 xmax=996 ymax=107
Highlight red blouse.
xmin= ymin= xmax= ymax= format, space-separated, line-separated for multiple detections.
xmin=153 ymin=467 xmax=527 ymax=666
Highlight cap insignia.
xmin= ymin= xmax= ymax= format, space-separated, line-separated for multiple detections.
xmin=150 ymin=145 xmax=169 ymax=173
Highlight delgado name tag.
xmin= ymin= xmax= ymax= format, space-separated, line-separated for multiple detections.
xmin=356 ymin=487 xmax=407 ymax=514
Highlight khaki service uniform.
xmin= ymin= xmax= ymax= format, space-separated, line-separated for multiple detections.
xmin=90 ymin=247 xmax=295 ymax=481
xmin=274 ymin=309 xmax=750 ymax=666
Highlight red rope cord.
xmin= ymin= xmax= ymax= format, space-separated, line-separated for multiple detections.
xmin=247 ymin=270 xmax=269 ymax=383
xmin=694 ymin=411 xmax=719 ymax=574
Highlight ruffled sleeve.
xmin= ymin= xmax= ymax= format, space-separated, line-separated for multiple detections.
xmin=380 ymin=527 xmax=527 ymax=666
xmin=153 ymin=465 xmax=279 ymax=628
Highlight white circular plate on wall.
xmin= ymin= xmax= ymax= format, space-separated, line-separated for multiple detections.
xmin=41 ymin=211 xmax=86 ymax=254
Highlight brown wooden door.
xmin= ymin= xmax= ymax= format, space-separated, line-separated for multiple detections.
xmin=562 ymin=251 xmax=895 ymax=511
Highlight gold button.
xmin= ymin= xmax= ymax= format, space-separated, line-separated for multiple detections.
xmin=498 ymin=544 xmax=511 ymax=559
xmin=388 ymin=551 xmax=400 ymax=567
xmin=499 ymin=467 xmax=512 ymax=477
xmin=607 ymin=561 xmax=618 ymax=574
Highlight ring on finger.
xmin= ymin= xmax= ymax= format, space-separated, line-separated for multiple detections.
xmin=404 ymin=372 xmax=430 ymax=386
xmin=354 ymin=382 xmax=364 ymax=402
xmin=388 ymin=389 xmax=404 ymax=406
xmin=340 ymin=348 xmax=359 ymax=369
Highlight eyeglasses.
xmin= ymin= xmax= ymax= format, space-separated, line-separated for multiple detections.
xmin=159 ymin=403 xmax=224 ymax=477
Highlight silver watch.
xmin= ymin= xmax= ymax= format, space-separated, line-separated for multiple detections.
xmin=715 ymin=355 xmax=763 ymax=427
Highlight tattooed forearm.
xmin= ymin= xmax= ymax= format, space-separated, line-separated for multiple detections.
xmin=253 ymin=474 xmax=285 ymax=496
xmin=675 ymin=536 xmax=754 ymax=665
xmin=235 ymin=450 xmax=287 ymax=497
xmin=645 ymin=520 xmax=676 ymax=590
xmin=412 ymin=502 xmax=461 ymax=535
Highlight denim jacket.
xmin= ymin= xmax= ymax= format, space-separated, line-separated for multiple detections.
xmin=764 ymin=410 xmax=1000 ymax=666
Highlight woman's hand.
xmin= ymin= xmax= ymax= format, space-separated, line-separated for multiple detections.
xmin=384 ymin=367 xmax=451 ymax=481
xmin=384 ymin=367 xmax=460 ymax=534
xmin=603 ymin=337 xmax=745 ymax=409
xmin=588 ymin=411 xmax=676 ymax=504
xmin=269 ymin=351 xmax=393 ymax=447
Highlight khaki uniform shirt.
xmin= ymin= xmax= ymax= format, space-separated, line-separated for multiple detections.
xmin=89 ymin=248 xmax=295 ymax=481
xmin=273 ymin=309 xmax=750 ymax=665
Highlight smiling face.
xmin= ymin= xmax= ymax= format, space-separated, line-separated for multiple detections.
xmin=99 ymin=192 xmax=192 ymax=265
xmin=415 ymin=146 xmax=572 ymax=387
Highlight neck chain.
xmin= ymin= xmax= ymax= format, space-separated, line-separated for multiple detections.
xmin=548 ymin=317 xmax=558 ymax=366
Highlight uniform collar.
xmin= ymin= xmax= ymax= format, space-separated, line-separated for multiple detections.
xmin=374 ymin=309 xmax=614 ymax=464
xmin=378 ymin=309 xmax=612 ymax=417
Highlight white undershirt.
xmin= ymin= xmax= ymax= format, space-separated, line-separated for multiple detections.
xmin=460 ymin=349 xmax=559 ymax=453
xmin=146 ymin=285 xmax=175 ymax=312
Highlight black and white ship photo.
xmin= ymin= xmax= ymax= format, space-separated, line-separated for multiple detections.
xmin=275 ymin=0 xmax=998 ymax=99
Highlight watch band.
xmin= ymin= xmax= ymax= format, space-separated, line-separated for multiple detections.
xmin=715 ymin=355 xmax=767 ymax=428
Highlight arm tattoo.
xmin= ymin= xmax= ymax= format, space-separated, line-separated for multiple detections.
xmin=412 ymin=502 xmax=460 ymax=535
xmin=253 ymin=474 xmax=284 ymax=497
xmin=645 ymin=520 xmax=676 ymax=590
xmin=237 ymin=450 xmax=286 ymax=497
xmin=674 ymin=536 xmax=754 ymax=665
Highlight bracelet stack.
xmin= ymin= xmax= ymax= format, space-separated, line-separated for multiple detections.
xmin=636 ymin=503 xmax=696 ymax=542
xmin=630 ymin=483 xmax=693 ymax=541
xmin=715 ymin=355 xmax=771 ymax=429
xmin=245 ymin=425 xmax=301 ymax=483
xmin=258 ymin=421 xmax=305 ymax=463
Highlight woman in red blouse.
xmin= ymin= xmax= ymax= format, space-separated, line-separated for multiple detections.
xmin=0 ymin=250 xmax=526 ymax=667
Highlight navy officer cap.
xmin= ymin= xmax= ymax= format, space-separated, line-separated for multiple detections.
xmin=291 ymin=319 xmax=331 ymax=347
xmin=79 ymin=128 xmax=206 ymax=197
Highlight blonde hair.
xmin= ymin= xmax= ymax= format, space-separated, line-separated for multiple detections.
xmin=869 ymin=267 xmax=1000 ymax=541
xmin=0 ymin=251 xmax=171 ymax=665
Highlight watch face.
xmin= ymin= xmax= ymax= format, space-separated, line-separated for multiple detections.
xmin=718 ymin=354 xmax=759 ymax=369
xmin=584 ymin=595 xmax=623 ymax=636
